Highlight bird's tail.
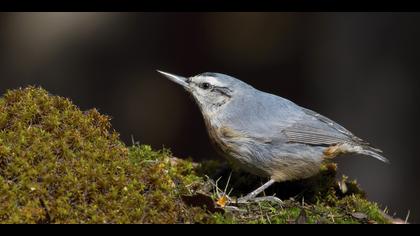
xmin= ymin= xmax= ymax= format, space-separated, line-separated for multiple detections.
xmin=357 ymin=146 xmax=390 ymax=164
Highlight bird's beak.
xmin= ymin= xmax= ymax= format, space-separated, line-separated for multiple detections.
xmin=157 ymin=70 xmax=189 ymax=88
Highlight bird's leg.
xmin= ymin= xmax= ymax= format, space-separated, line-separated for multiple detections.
xmin=244 ymin=179 xmax=276 ymax=199
xmin=236 ymin=179 xmax=282 ymax=204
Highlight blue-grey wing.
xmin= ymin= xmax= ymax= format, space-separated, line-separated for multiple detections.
xmin=283 ymin=107 xmax=369 ymax=146
xmin=219 ymin=91 xmax=387 ymax=163
xmin=224 ymin=92 xmax=366 ymax=147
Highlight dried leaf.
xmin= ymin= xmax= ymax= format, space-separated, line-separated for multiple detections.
xmin=338 ymin=178 xmax=348 ymax=194
xmin=216 ymin=195 xmax=229 ymax=208
xmin=181 ymin=193 xmax=225 ymax=214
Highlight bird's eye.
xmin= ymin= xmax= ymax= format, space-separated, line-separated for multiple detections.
xmin=200 ymin=82 xmax=211 ymax=90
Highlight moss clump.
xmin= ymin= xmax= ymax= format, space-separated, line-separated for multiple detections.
xmin=0 ymin=87 xmax=209 ymax=223
xmin=194 ymin=161 xmax=392 ymax=224
xmin=0 ymin=86 xmax=396 ymax=224
xmin=214 ymin=195 xmax=388 ymax=224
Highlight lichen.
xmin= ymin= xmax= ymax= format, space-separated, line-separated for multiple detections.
xmin=0 ymin=86 xmax=396 ymax=224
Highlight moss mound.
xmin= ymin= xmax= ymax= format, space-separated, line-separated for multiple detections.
xmin=196 ymin=161 xmax=392 ymax=224
xmin=0 ymin=87 xmax=397 ymax=224
xmin=0 ymin=87 xmax=208 ymax=223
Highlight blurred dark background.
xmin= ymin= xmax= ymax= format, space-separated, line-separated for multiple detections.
xmin=0 ymin=12 xmax=419 ymax=222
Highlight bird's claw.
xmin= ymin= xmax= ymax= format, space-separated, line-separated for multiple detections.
xmin=236 ymin=196 xmax=284 ymax=205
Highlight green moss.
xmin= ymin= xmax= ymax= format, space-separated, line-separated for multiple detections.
xmin=0 ymin=86 xmax=395 ymax=224
xmin=195 ymin=160 xmax=391 ymax=224
xmin=0 ymin=87 xmax=210 ymax=224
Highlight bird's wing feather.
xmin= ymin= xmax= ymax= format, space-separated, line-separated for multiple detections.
xmin=300 ymin=107 xmax=353 ymax=136
xmin=224 ymin=92 xmax=366 ymax=147
xmin=282 ymin=107 xmax=368 ymax=146
xmin=282 ymin=123 xmax=351 ymax=146
xmin=300 ymin=107 xmax=367 ymax=142
xmin=222 ymin=92 xmax=387 ymax=162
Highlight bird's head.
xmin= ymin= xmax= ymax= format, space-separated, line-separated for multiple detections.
xmin=158 ymin=70 xmax=253 ymax=115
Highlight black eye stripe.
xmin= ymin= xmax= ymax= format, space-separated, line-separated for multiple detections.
xmin=200 ymin=82 xmax=211 ymax=89
xmin=217 ymin=87 xmax=232 ymax=97
xmin=196 ymin=82 xmax=232 ymax=97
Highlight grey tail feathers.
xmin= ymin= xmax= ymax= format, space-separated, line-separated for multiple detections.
xmin=358 ymin=146 xmax=390 ymax=164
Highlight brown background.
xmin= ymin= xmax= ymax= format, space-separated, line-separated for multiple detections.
xmin=0 ymin=12 xmax=418 ymax=222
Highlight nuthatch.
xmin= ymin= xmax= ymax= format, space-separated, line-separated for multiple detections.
xmin=158 ymin=70 xmax=389 ymax=203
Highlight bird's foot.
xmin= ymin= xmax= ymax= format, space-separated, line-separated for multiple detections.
xmin=236 ymin=195 xmax=283 ymax=205
xmin=234 ymin=179 xmax=282 ymax=204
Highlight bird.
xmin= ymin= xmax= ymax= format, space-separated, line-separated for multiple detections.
xmin=157 ymin=70 xmax=389 ymax=203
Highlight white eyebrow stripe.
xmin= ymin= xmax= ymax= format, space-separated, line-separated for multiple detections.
xmin=193 ymin=76 xmax=225 ymax=87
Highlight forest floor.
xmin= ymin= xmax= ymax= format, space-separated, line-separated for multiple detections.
xmin=0 ymin=86 xmax=405 ymax=224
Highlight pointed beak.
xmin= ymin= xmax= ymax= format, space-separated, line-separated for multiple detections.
xmin=157 ymin=70 xmax=189 ymax=88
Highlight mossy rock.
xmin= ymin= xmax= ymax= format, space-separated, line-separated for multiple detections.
xmin=0 ymin=87 xmax=399 ymax=224
xmin=0 ymin=87 xmax=209 ymax=223
xmin=194 ymin=160 xmax=396 ymax=224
